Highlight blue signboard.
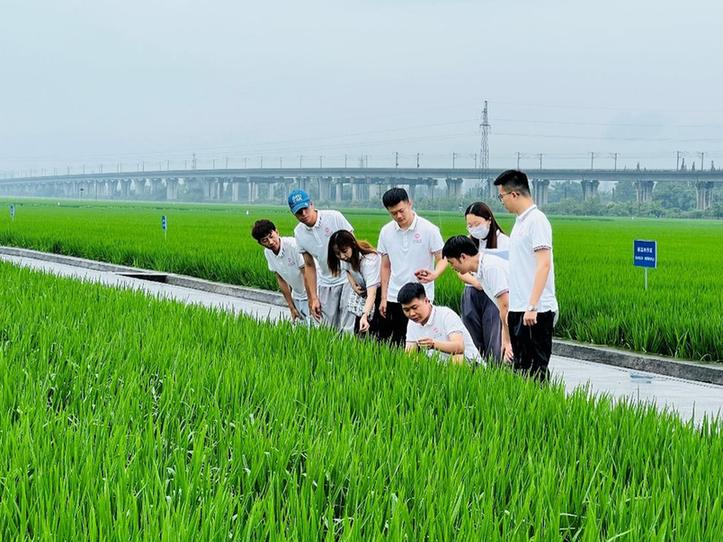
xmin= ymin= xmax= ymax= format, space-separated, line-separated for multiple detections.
xmin=9 ymin=204 xmax=15 ymax=220
xmin=161 ymin=215 xmax=167 ymax=231
xmin=633 ymin=240 xmax=657 ymax=269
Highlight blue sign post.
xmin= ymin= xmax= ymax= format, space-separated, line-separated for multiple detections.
xmin=633 ymin=239 xmax=657 ymax=290
xmin=9 ymin=204 xmax=15 ymax=222
xmin=161 ymin=215 xmax=167 ymax=239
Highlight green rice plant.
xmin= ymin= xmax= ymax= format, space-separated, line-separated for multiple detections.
xmin=0 ymin=262 xmax=720 ymax=540
xmin=0 ymin=199 xmax=720 ymax=361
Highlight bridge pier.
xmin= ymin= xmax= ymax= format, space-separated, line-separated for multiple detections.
xmin=150 ymin=178 xmax=164 ymax=199
xmin=283 ymin=180 xmax=293 ymax=201
xmin=266 ymin=182 xmax=276 ymax=202
xmin=229 ymin=180 xmax=240 ymax=202
xmin=129 ymin=179 xmax=141 ymax=197
xmin=220 ymin=180 xmax=231 ymax=201
xmin=277 ymin=181 xmax=287 ymax=202
xmin=480 ymin=178 xmax=493 ymax=199
xmin=368 ymin=182 xmax=380 ymax=202
xmin=166 ymin=178 xmax=179 ymax=201
xmin=532 ymin=179 xmax=550 ymax=207
xmin=445 ymin=177 xmax=463 ymax=199
xmin=248 ymin=180 xmax=258 ymax=203
xmin=139 ymin=179 xmax=150 ymax=197
xmin=292 ymin=176 xmax=303 ymax=193
xmin=119 ymin=179 xmax=131 ymax=199
xmin=319 ymin=178 xmax=331 ymax=202
xmin=695 ymin=181 xmax=714 ymax=210
xmin=334 ymin=182 xmax=343 ymax=203
xmin=580 ymin=179 xmax=599 ymax=201
xmin=634 ymin=180 xmax=655 ymax=204
xmin=361 ymin=182 xmax=370 ymax=201
xmin=214 ymin=179 xmax=224 ymax=200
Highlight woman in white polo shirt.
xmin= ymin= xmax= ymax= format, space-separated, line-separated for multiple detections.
xmin=456 ymin=202 xmax=509 ymax=363
xmin=327 ymin=230 xmax=383 ymax=340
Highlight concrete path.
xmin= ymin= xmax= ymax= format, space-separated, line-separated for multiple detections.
xmin=2 ymin=253 xmax=721 ymax=427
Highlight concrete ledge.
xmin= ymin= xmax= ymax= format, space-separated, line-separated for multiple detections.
xmin=165 ymin=275 xmax=286 ymax=307
xmin=553 ymin=339 xmax=723 ymax=386
xmin=0 ymin=246 xmax=287 ymax=308
xmin=3 ymin=245 xmax=720 ymax=384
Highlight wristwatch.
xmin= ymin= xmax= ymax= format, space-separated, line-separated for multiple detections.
xmin=526 ymin=304 xmax=537 ymax=312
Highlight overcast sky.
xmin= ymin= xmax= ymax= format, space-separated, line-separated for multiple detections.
xmin=1 ymin=0 xmax=722 ymax=175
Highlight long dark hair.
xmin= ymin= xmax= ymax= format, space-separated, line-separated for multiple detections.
xmin=327 ymin=230 xmax=377 ymax=276
xmin=464 ymin=201 xmax=505 ymax=249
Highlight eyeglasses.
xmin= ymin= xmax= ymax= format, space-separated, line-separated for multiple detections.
xmin=497 ymin=191 xmax=515 ymax=202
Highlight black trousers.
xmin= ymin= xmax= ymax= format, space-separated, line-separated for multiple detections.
xmin=508 ymin=311 xmax=555 ymax=382
xmin=377 ymin=301 xmax=408 ymax=347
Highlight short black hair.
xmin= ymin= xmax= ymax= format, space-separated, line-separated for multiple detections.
xmin=398 ymin=282 xmax=426 ymax=305
xmin=442 ymin=235 xmax=479 ymax=260
xmin=251 ymin=219 xmax=276 ymax=241
xmin=382 ymin=187 xmax=409 ymax=208
xmin=493 ymin=169 xmax=530 ymax=195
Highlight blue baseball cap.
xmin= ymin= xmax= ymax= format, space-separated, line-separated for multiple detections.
xmin=288 ymin=189 xmax=311 ymax=214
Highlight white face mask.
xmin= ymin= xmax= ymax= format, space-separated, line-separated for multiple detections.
xmin=467 ymin=224 xmax=490 ymax=240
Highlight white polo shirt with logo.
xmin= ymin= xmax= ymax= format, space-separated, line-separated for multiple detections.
xmin=343 ymin=252 xmax=381 ymax=291
xmin=294 ymin=209 xmax=353 ymax=287
xmin=405 ymin=306 xmax=482 ymax=364
xmin=377 ymin=214 xmax=444 ymax=303
xmin=264 ymin=237 xmax=307 ymax=301
xmin=508 ymin=205 xmax=558 ymax=313
xmin=476 ymin=252 xmax=509 ymax=310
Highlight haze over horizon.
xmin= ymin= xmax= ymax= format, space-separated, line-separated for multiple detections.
xmin=1 ymin=0 xmax=722 ymax=175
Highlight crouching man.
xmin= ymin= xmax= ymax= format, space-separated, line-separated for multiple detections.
xmin=398 ymin=282 xmax=482 ymax=365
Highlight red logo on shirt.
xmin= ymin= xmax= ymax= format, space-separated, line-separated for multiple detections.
xmin=324 ymin=227 xmax=331 ymax=236
xmin=414 ymin=233 xmax=421 ymax=239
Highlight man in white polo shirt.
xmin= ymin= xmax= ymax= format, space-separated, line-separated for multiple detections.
xmin=399 ymin=282 xmax=481 ymax=365
xmin=441 ymin=235 xmax=513 ymax=364
xmin=289 ymin=189 xmax=356 ymax=332
xmin=251 ymin=219 xmax=311 ymax=323
xmin=377 ymin=187 xmax=446 ymax=346
xmin=494 ymin=169 xmax=558 ymax=381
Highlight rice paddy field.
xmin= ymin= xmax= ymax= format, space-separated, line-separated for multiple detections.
xmin=1 ymin=262 xmax=721 ymax=540
xmin=0 ymin=198 xmax=721 ymax=362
